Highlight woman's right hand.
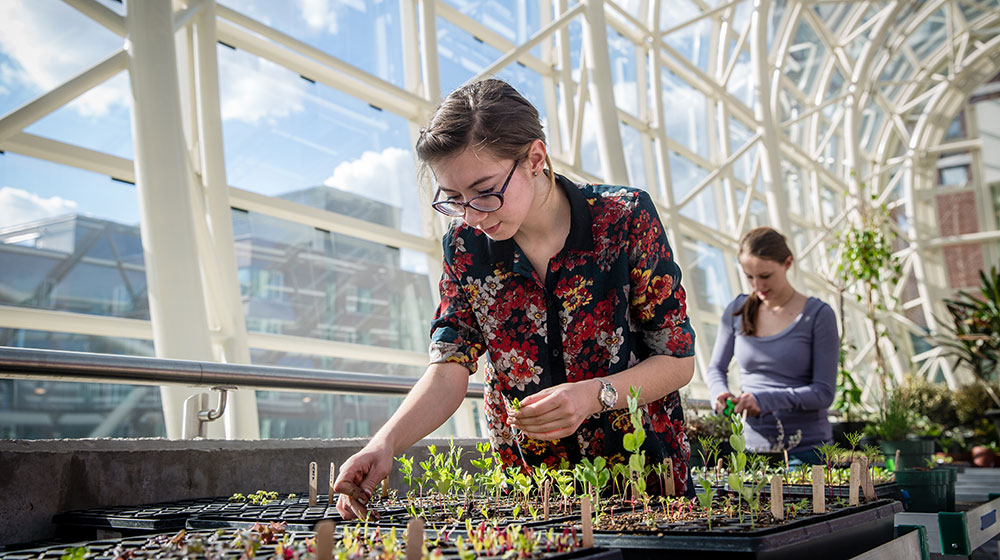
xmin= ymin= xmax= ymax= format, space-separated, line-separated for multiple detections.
xmin=333 ymin=440 xmax=393 ymax=520
xmin=714 ymin=391 xmax=735 ymax=414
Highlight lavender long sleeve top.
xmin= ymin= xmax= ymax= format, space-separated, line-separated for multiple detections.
xmin=704 ymin=295 xmax=840 ymax=454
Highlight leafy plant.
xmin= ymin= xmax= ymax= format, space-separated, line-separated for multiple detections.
xmin=623 ymin=386 xmax=648 ymax=499
xmin=836 ymin=195 xmax=901 ymax=410
xmin=937 ymin=266 xmax=1000 ymax=408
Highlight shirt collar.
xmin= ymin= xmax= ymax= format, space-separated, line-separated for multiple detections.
xmin=485 ymin=173 xmax=594 ymax=267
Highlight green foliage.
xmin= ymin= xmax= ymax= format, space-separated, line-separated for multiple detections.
xmin=868 ymin=390 xmax=912 ymax=441
xmin=836 ymin=196 xmax=901 ymax=407
xmin=623 ymin=386 xmax=648 ymax=497
xmin=60 ymin=547 xmax=88 ymax=560
xmin=938 ymin=267 xmax=1000 ymax=407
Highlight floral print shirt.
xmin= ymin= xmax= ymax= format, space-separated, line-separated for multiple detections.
xmin=428 ymin=174 xmax=696 ymax=493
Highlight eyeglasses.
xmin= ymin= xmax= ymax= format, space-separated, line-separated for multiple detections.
xmin=431 ymin=160 xmax=518 ymax=217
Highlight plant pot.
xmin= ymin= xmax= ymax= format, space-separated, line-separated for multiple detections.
xmin=894 ymin=468 xmax=954 ymax=513
xmin=879 ymin=439 xmax=934 ymax=471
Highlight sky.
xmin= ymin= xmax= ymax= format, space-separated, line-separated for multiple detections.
xmin=0 ymin=0 xmax=754 ymax=263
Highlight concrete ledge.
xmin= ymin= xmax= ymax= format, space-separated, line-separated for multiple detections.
xmin=0 ymin=437 xmax=485 ymax=547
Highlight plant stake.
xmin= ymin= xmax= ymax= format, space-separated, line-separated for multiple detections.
xmin=543 ymin=479 xmax=551 ymax=521
xmin=581 ymin=495 xmax=593 ymax=548
xmin=328 ymin=462 xmax=336 ymax=504
xmin=812 ymin=465 xmax=825 ymax=513
xmin=381 ymin=477 xmax=390 ymax=498
xmin=849 ymin=461 xmax=860 ymax=506
xmin=861 ymin=456 xmax=875 ymax=500
xmin=662 ymin=458 xmax=674 ymax=495
xmin=314 ymin=519 xmax=334 ymax=560
xmin=770 ymin=475 xmax=784 ymax=520
xmin=894 ymin=449 xmax=901 ymax=471
xmin=406 ymin=517 xmax=424 ymax=560
xmin=310 ymin=461 xmax=318 ymax=507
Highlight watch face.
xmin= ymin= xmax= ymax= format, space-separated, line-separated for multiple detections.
xmin=600 ymin=384 xmax=616 ymax=407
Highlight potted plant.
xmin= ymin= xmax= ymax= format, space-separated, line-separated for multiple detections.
xmin=835 ymin=197 xmax=902 ymax=412
xmin=937 ymin=266 xmax=1000 ymax=441
xmin=867 ymin=390 xmax=933 ymax=471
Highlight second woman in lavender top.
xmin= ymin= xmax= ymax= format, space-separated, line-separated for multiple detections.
xmin=704 ymin=228 xmax=839 ymax=461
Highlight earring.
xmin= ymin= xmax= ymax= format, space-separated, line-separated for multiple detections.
xmin=533 ymin=171 xmax=538 ymax=176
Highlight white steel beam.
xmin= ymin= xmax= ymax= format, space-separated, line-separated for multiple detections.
xmin=190 ymin=0 xmax=259 ymax=438
xmin=125 ymin=0 xmax=220 ymax=439
xmin=582 ymin=0 xmax=629 ymax=184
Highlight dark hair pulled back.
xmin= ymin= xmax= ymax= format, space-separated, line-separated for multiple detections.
xmin=734 ymin=227 xmax=793 ymax=336
xmin=415 ymin=79 xmax=553 ymax=189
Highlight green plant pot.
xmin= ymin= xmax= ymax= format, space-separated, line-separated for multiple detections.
xmin=894 ymin=468 xmax=954 ymax=512
xmin=879 ymin=439 xmax=934 ymax=470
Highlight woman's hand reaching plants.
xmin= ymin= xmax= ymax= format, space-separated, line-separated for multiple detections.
xmin=509 ymin=380 xmax=599 ymax=440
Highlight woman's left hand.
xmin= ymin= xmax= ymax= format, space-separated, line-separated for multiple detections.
xmin=510 ymin=380 xmax=598 ymax=440
xmin=733 ymin=392 xmax=761 ymax=417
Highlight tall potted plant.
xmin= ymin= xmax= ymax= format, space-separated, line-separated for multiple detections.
xmin=836 ymin=196 xmax=901 ymax=413
xmin=937 ymin=266 xmax=1000 ymax=440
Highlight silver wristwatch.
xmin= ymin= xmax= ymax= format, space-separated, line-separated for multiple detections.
xmin=598 ymin=380 xmax=618 ymax=412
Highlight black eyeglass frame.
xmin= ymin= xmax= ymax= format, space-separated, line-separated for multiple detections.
xmin=431 ymin=159 xmax=519 ymax=217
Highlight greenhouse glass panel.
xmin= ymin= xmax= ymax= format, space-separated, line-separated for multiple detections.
xmin=0 ymin=154 xmax=147 ymax=319
xmin=620 ymin=122 xmax=649 ymax=191
xmin=217 ymin=48 xmax=426 ymax=238
xmin=681 ymin=236 xmax=730 ymax=313
xmin=0 ymin=329 xmax=161 ymax=440
xmin=232 ymin=209 xmax=434 ymax=354
xmin=785 ymin=18 xmax=825 ymax=96
xmin=0 ymin=1 xmax=124 ymax=116
xmin=608 ymin=25 xmax=640 ymax=117
xmin=661 ymin=69 xmax=709 ymax=159
xmin=660 ymin=1 xmax=711 ymax=72
xmin=435 ymin=16 xmax=550 ymax=128
xmin=669 ymin=150 xmax=709 ymax=201
xmin=219 ymin=0 xmax=406 ymax=88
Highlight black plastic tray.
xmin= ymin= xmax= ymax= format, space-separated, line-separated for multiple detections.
xmin=587 ymin=499 xmax=903 ymax=560
xmin=0 ymin=528 xmax=622 ymax=560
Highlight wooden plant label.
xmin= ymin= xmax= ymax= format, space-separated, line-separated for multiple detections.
xmin=581 ymin=495 xmax=593 ymax=548
xmin=849 ymin=461 xmax=860 ymax=506
xmin=859 ymin=456 xmax=875 ymax=500
xmin=662 ymin=458 xmax=675 ymax=496
xmin=894 ymin=449 xmax=901 ymax=471
xmin=543 ymin=479 xmax=551 ymax=521
xmin=406 ymin=517 xmax=425 ymax=560
xmin=770 ymin=475 xmax=784 ymax=520
xmin=328 ymin=462 xmax=336 ymax=504
xmin=783 ymin=450 xmax=789 ymax=472
xmin=309 ymin=461 xmax=318 ymax=507
xmin=811 ymin=465 xmax=825 ymax=513
xmin=381 ymin=477 xmax=390 ymax=498
xmin=314 ymin=519 xmax=335 ymax=560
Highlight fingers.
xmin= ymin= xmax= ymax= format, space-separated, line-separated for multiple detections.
xmin=714 ymin=392 xmax=733 ymax=413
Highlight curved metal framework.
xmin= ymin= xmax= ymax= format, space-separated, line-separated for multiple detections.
xmin=1 ymin=0 xmax=999 ymax=438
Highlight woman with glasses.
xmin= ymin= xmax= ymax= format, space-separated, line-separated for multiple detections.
xmin=334 ymin=79 xmax=696 ymax=519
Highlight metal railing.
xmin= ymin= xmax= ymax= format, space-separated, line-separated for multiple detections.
xmin=0 ymin=346 xmax=486 ymax=398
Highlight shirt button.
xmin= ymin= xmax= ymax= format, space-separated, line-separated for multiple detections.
xmin=551 ymin=348 xmax=561 ymax=358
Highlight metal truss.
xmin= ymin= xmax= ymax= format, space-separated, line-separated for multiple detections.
xmin=1 ymin=0 xmax=999 ymax=437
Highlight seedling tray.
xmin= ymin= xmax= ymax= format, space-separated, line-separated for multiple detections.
xmin=53 ymin=495 xmax=361 ymax=537
xmin=51 ymin=497 xmax=229 ymax=533
xmin=764 ymin=482 xmax=901 ymax=501
xmin=580 ymin=499 xmax=903 ymax=560
xmin=0 ymin=528 xmax=622 ymax=560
